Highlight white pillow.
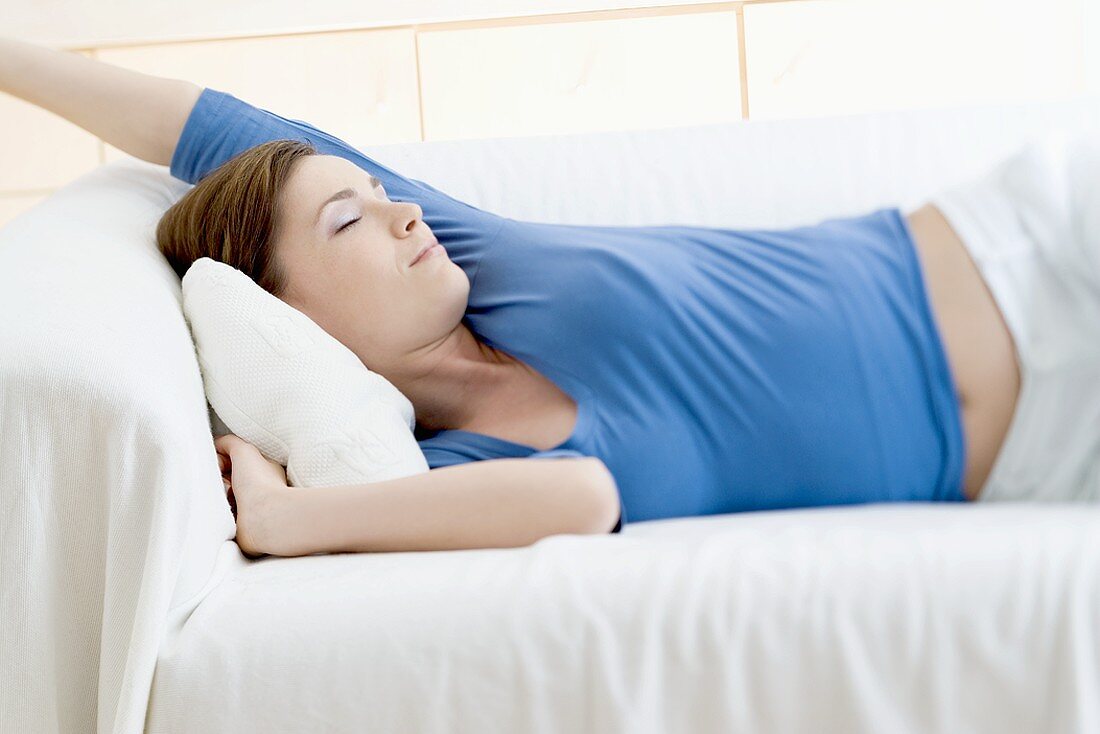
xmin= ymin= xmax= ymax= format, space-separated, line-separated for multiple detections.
xmin=181 ymin=257 xmax=429 ymax=488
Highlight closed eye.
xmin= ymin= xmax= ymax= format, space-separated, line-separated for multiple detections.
xmin=333 ymin=178 xmax=381 ymax=234
xmin=337 ymin=217 xmax=361 ymax=234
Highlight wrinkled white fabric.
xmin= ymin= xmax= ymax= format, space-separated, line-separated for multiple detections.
xmin=147 ymin=503 xmax=1100 ymax=734
xmin=1 ymin=158 xmax=235 ymax=734
xmin=181 ymin=257 xmax=428 ymax=488
xmin=930 ymin=131 xmax=1100 ymax=503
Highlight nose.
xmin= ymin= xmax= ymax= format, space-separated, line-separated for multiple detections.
xmin=391 ymin=200 xmax=424 ymax=238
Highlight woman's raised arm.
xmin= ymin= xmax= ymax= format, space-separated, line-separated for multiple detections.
xmin=0 ymin=36 xmax=201 ymax=166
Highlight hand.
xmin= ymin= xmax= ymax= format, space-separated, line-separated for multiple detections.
xmin=215 ymin=433 xmax=289 ymax=558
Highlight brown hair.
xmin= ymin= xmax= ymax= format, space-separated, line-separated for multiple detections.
xmin=156 ymin=138 xmax=318 ymax=298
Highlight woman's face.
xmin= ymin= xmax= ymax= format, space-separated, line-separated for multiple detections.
xmin=273 ymin=154 xmax=469 ymax=371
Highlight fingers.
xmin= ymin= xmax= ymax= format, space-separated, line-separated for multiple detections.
xmin=214 ymin=432 xmax=236 ymax=448
xmin=214 ymin=433 xmax=267 ymax=469
xmin=215 ymin=436 xmax=232 ymax=466
xmin=214 ymin=433 xmax=241 ymax=458
xmin=215 ymin=434 xmax=235 ymax=486
xmin=213 ymin=434 xmax=237 ymax=501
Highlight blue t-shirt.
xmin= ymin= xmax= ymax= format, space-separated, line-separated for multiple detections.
xmin=171 ymin=88 xmax=968 ymax=533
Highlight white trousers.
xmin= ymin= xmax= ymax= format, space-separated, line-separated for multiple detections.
xmin=923 ymin=131 xmax=1100 ymax=503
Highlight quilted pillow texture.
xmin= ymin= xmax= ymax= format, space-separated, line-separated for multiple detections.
xmin=182 ymin=256 xmax=429 ymax=488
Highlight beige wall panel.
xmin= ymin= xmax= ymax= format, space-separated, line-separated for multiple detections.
xmin=0 ymin=51 xmax=102 ymax=191
xmin=95 ymin=29 xmax=421 ymax=165
xmin=417 ymin=12 xmax=742 ymax=141
xmin=0 ymin=194 xmax=50 ymax=230
xmin=2 ymin=0 xmax=737 ymax=49
xmin=744 ymin=0 xmax=1087 ymax=120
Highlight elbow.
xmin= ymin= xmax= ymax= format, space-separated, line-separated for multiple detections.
xmin=576 ymin=458 xmax=622 ymax=535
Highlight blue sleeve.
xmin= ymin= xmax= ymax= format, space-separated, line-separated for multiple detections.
xmin=169 ymin=87 xmax=505 ymax=253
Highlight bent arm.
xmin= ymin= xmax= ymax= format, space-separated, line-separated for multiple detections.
xmin=0 ymin=36 xmax=201 ymax=166
xmin=273 ymin=456 xmax=621 ymax=556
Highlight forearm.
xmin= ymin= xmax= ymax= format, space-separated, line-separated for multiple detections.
xmin=272 ymin=457 xmax=619 ymax=555
xmin=0 ymin=36 xmax=202 ymax=166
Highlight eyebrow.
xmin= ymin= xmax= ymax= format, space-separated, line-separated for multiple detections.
xmin=314 ymin=175 xmax=382 ymax=227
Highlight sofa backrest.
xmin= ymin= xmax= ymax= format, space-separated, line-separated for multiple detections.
xmin=358 ymin=92 xmax=1100 ymax=229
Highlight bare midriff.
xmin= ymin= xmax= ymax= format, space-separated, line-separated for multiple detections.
xmin=903 ymin=203 xmax=1022 ymax=501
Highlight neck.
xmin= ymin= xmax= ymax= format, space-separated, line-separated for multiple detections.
xmin=382 ymin=321 xmax=522 ymax=433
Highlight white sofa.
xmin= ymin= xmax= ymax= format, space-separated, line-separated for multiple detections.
xmin=5 ymin=93 xmax=1100 ymax=734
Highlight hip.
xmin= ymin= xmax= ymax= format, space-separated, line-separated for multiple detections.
xmin=918 ymin=134 xmax=1100 ymax=502
xmin=901 ymin=202 xmax=1021 ymax=502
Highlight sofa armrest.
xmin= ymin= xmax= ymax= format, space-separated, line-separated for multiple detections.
xmin=0 ymin=159 xmax=237 ymax=734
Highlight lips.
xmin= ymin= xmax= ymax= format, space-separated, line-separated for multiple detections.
xmin=411 ymin=239 xmax=441 ymax=266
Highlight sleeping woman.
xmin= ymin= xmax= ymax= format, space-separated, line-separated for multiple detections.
xmin=8 ymin=36 xmax=1092 ymax=558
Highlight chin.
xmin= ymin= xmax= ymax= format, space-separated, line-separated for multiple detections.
xmin=445 ymin=270 xmax=471 ymax=311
